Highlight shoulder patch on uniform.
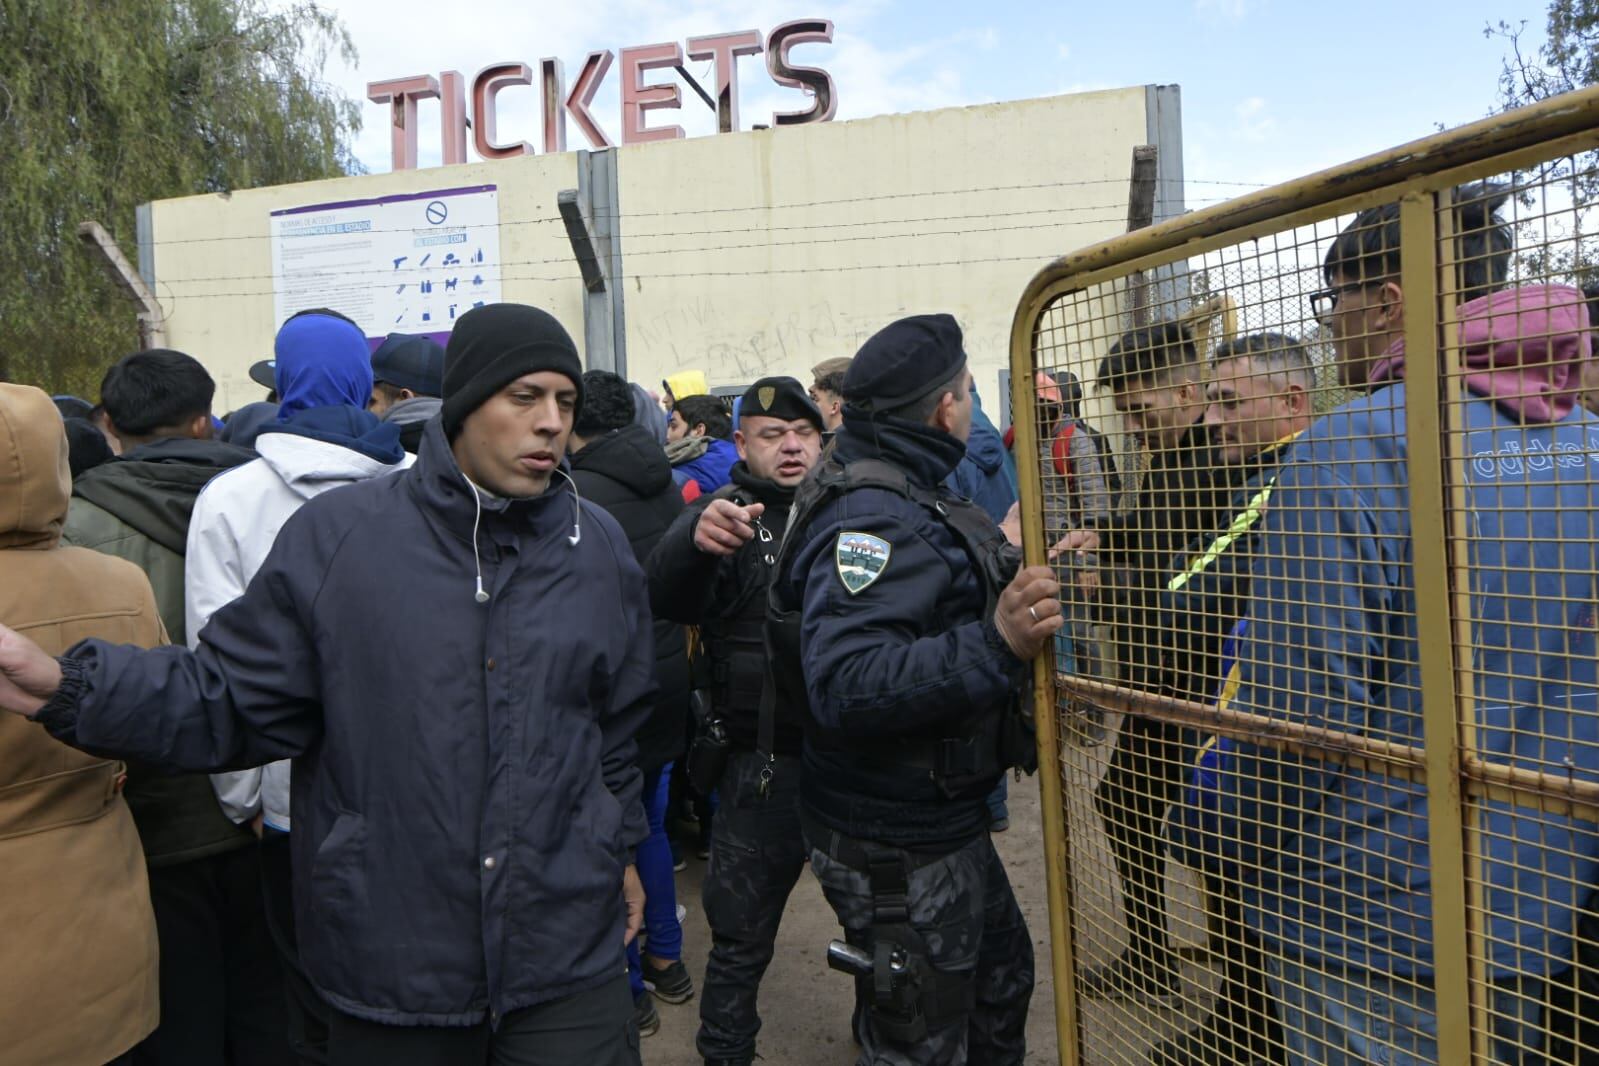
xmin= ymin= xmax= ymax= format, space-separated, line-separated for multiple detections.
xmin=835 ymin=531 xmax=892 ymax=595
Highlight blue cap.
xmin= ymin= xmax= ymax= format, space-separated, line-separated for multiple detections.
xmin=371 ymin=333 xmax=445 ymax=397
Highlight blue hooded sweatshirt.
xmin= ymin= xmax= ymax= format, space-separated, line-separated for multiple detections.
xmin=945 ymin=386 xmax=1018 ymax=524
xmin=273 ymin=313 xmax=373 ymax=421
xmin=258 ymin=405 xmax=404 ymax=465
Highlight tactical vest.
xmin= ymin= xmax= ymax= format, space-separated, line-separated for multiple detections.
xmin=699 ymin=483 xmax=784 ymax=728
xmin=766 ymin=457 xmax=1037 ymax=794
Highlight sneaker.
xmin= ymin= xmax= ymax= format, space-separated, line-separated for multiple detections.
xmin=644 ymin=958 xmax=695 ymax=1004
xmin=672 ymin=840 xmax=686 ymax=872
xmin=696 ymin=840 xmax=712 ymax=861
xmin=990 ymin=817 xmax=1010 ymax=833
xmin=676 ymin=903 xmax=688 ymax=925
xmin=633 ymin=991 xmax=660 ymax=1037
xmin=1079 ymin=950 xmax=1182 ymax=1003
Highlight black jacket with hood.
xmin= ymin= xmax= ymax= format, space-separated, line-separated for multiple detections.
xmin=568 ymin=424 xmax=690 ymax=772
xmin=40 ymin=417 xmax=656 ymax=1027
xmin=1091 ymin=420 xmax=1239 ymax=690
xmin=62 ymin=437 xmax=258 ymax=866
xmin=648 ymin=461 xmax=803 ymax=754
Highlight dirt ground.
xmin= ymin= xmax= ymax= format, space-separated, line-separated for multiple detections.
xmin=643 ymin=777 xmax=1061 ymax=1065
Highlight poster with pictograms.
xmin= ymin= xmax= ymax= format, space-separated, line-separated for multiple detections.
xmin=270 ymin=185 xmax=503 ymax=344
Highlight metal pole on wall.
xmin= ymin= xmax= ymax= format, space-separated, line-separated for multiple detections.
xmin=77 ymin=220 xmax=166 ymax=349
xmin=1124 ymin=145 xmax=1158 ymax=329
xmin=559 ymin=148 xmax=627 ymax=377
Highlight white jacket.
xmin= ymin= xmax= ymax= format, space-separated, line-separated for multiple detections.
xmin=188 ymin=430 xmax=410 ymax=831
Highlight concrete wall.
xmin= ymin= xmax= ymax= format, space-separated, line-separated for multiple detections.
xmin=147 ymin=154 xmax=582 ymax=413
xmin=145 ymin=85 xmax=1177 ymax=416
xmin=614 ymin=86 xmax=1167 ymax=404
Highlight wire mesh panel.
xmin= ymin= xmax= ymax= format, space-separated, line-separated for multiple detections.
xmin=1009 ymin=88 xmax=1599 ymax=1066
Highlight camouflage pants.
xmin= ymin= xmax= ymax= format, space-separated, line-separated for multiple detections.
xmin=696 ymin=750 xmax=808 ymax=1064
xmin=809 ymin=828 xmax=1034 ymax=1066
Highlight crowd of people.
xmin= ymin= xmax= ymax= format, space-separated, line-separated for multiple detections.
xmin=1 ymin=179 xmax=1599 ymax=1066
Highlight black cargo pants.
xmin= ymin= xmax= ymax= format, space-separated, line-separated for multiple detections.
xmin=809 ymin=826 xmax=1033 ymax=1066
xmin=697 ymin=750 xmax=808 ymax=1064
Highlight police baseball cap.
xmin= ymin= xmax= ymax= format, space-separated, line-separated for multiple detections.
xmin=738 ymin=376 xmax=823 ymax=432
xmin=843 ymin=314 xmax=967 ymax=412
xmin=371 ymin=333 xmax=446 ymax=397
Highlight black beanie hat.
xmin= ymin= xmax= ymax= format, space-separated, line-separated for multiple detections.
xmin=738 ymin=376 xmax=824 ymax=431
xmin=842 ymin=313 xmax=968 ymax=412
xmin=441 ymin=304 xmax=584 ymax=438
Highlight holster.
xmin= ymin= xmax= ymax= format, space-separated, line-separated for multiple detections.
xmin=808 ymin=814 xmax=977 ymax=1043
xmin=686 ymin=716 xmax=732 ymax=795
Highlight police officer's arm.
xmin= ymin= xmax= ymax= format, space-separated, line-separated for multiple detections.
xmin=0 ymin=505 xmax=330 ymax=768
xmin=796 ymin=495 xmax=1037 ymax=738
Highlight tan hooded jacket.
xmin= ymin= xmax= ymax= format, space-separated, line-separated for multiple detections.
xmin=0 ymin=384 xmax=161 ymax=1064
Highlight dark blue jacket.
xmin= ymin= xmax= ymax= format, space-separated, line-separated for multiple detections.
xmin=778 ymin=411 xmax=1027 ymax=849
xmin=40 ymin=418 xmax=655 ymax=1026
xmin=945 ymin=387 xmax=1017 ymax=524
xmin=1216 ymin=384 xmax=1599 ymax=980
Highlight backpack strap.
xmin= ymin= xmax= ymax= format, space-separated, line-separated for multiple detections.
xmin=1051 ymin=420 xmax=1075 ymax=479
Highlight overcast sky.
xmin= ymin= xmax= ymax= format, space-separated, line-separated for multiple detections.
xmin=306 ymin=0 xmax=1547 ymax=198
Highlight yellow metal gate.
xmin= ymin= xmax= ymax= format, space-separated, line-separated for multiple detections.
xmin=1010 ymin=87 xmax=1599 ymax=1065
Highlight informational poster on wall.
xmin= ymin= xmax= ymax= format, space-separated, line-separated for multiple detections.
xmin=270 ymin=185 xmax=502 ymax=344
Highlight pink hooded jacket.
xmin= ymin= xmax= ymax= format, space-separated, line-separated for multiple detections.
xmin=1368 ymin=283 xmax=1591 ymax=422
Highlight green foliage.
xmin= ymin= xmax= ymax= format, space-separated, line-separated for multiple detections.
xmin=1492 ymin=3 xmax=1599 ymax=104
xmin=1488 ymin=3 xmax=1599 ymax=284
xmin=0 ymin=0 xmax=360 ymax=394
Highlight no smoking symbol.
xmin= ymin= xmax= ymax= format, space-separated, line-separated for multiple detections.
xmin=425 ymin=200 xmax=448 ymax=224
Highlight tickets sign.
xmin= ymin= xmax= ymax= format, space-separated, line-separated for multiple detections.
xmin=368 ymin=19 xmax=837 ymax=170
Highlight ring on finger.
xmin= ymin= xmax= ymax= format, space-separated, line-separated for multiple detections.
xmin=1028 ymin=604 xmax=1039 ymax=622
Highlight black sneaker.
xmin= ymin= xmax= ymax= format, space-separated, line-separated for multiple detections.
xmin=990 ymin=817 xmax=1010 ymax=833
xmin=1079 ymin=950 xmax=1182 ymax=1003
xmin=644 ymin=959 xmax=695 ymax=1004
xmin=634 ymin=991 xmax=660 ymax=1037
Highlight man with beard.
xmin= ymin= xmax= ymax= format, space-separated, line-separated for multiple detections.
xmin=647 ymin=377 xmax=825 ymax=1066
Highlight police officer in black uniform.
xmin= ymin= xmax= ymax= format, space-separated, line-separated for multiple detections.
xmin=768 ymin=315 xmax=1063 ymax=1065
xmin=646 ymin=377 xmax=826 ymax=1066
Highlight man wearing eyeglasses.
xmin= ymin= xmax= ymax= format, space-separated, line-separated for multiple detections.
xmin=1306 ymin=278 xmax=1396 ymax=385
xmin=1212 ymin=185 xmax=1599 ymax=1065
